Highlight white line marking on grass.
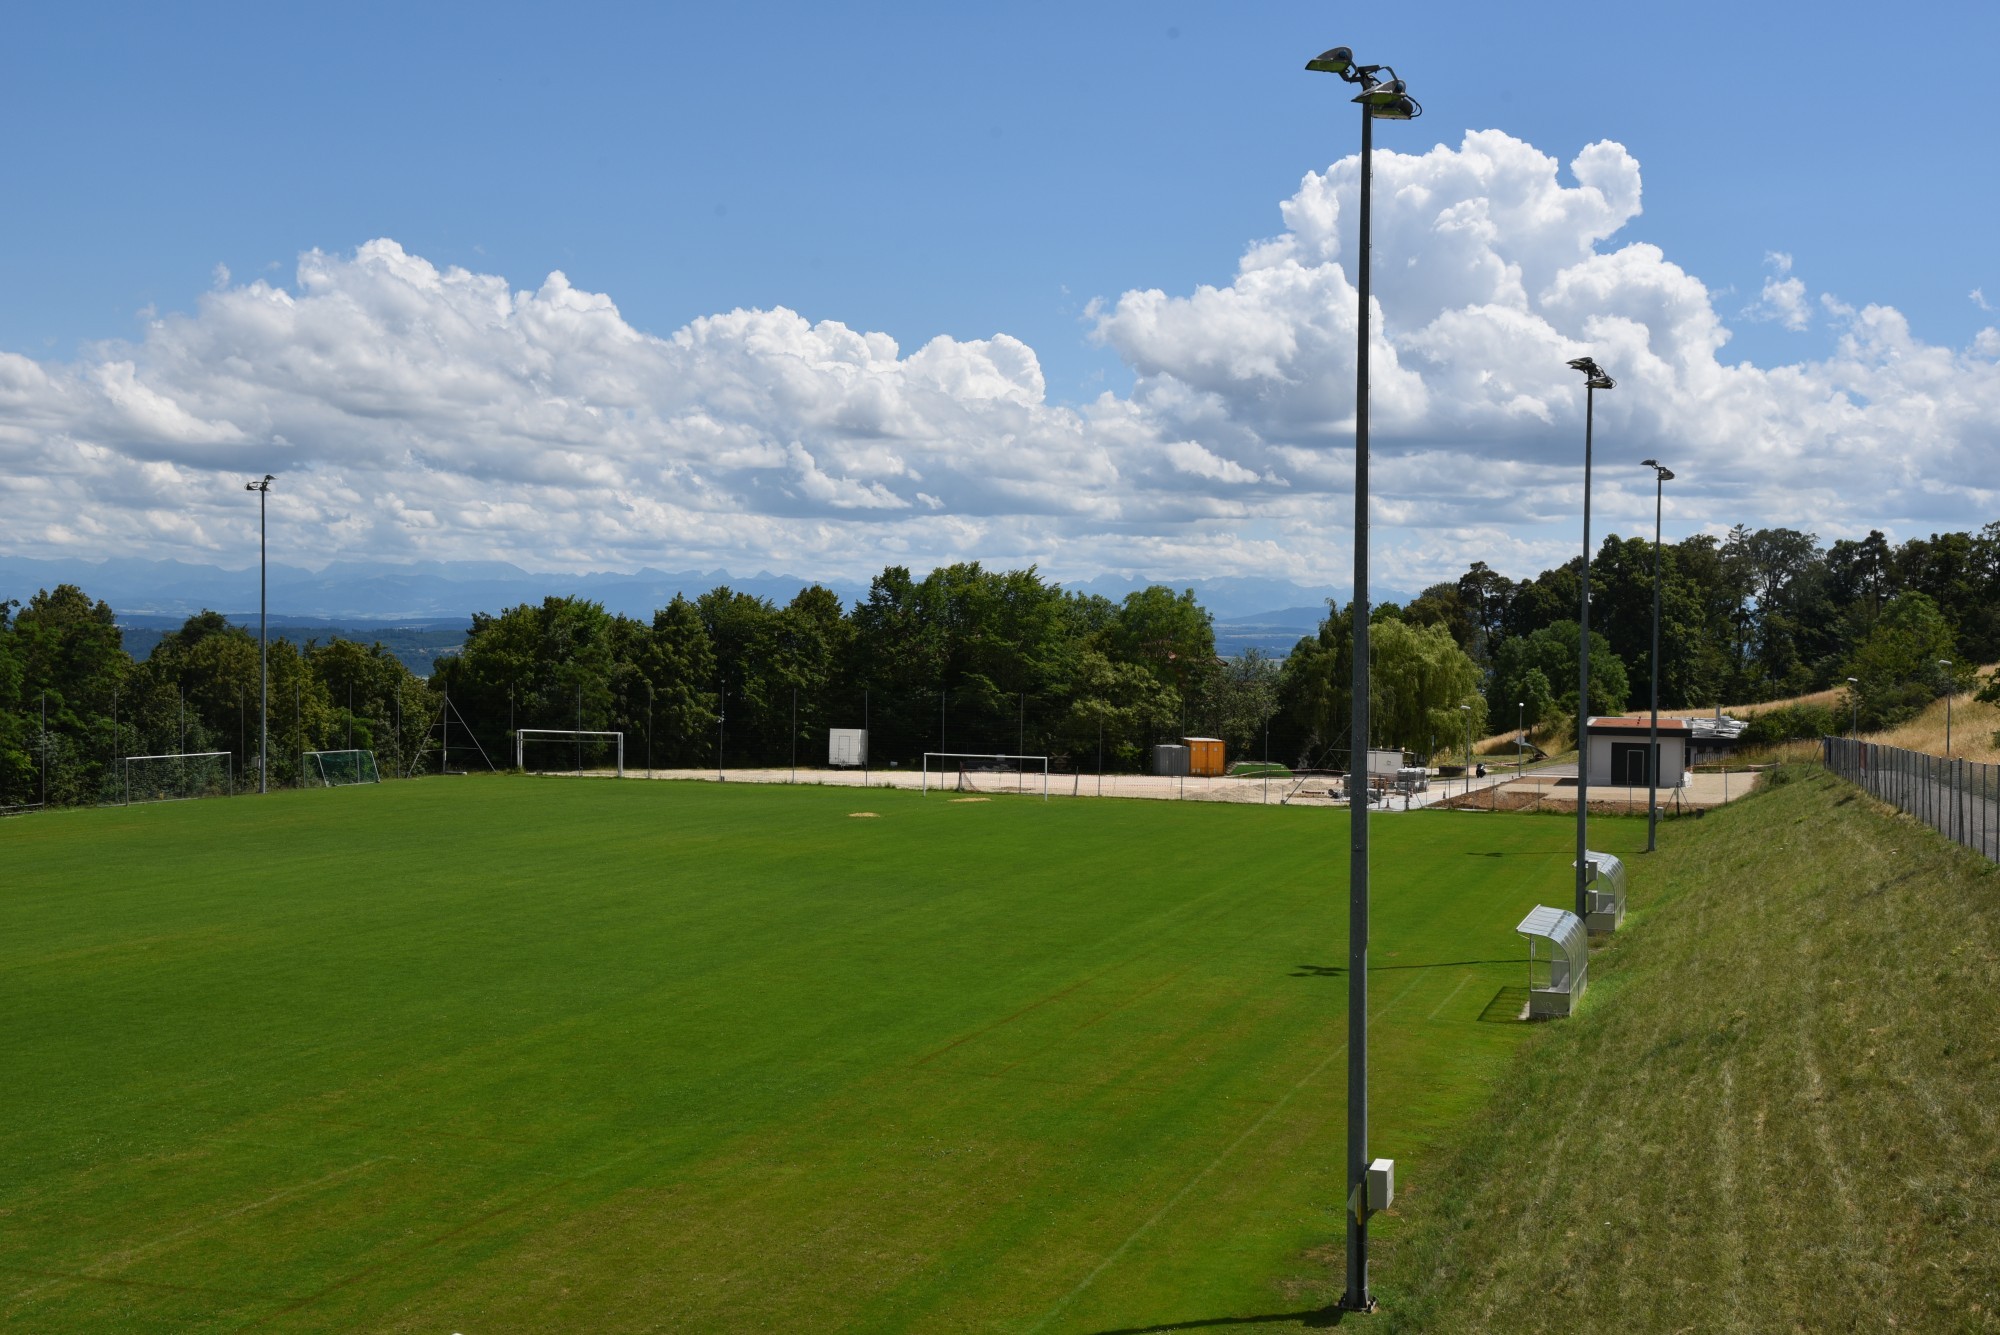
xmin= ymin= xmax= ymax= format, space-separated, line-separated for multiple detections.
xmin=10 ymin=1158 xmax=387 ymax=1301
xmin=1028 ymin=965 xmax=1434 ymax=1331
xmin=1425 ymin=973 xmax=1474 ymax=1022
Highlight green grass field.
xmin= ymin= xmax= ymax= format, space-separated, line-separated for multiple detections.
xmin=1 ymin=778 xmax=1645 ymax=1332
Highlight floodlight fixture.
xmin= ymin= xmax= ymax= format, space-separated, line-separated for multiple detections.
xmin=1568 ymin=356 xmax=1615 ymax=390
xmin=1307 ymin=47 xmax=1423 ymax=120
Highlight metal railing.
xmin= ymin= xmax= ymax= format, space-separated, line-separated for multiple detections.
xmin=1822 ymin=736 xmax=1998 ymax=863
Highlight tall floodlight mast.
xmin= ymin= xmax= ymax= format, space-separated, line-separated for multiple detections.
xmin=1641 ymin=459 xmax=1674 ymax=852
xmin=1567 ymin=358 xmax=1614 ymax=919
xmin=1305 ymin=42 xmax=1420 ymax=1317
xmin=244 ymin=474 xmax=275 ymax=793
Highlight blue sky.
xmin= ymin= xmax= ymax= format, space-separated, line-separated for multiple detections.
xmin=2 ymin=0 xmax=1996 ymax=589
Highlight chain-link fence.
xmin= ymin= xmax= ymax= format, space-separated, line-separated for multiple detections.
xmin=1822 ymin=736 xmax=1999 ymax=863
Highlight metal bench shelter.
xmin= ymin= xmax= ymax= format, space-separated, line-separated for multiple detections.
xmin=1575 ymin=850 xmax=1627 ymax=934
xmin=1516 ymin=906 xmax=1588 ymax=1018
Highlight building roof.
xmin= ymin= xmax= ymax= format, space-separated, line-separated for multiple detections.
xmin=1586 ymin=716 xmax=1695 ymax=735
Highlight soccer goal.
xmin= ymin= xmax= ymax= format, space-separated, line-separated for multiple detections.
xmin=124 ymin=751 xmax=234 ymax=804
xmin=304 ymin=749 xmax=381 ymax=787
xmin=922 ymin=752 xmax=1050 ymax=800
xmin=516 ymin=729 xmax=625 ymax=777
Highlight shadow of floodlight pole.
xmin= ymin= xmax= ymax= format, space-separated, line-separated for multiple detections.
xmin=1305 ymin=42 xmax=1421 ymax=1317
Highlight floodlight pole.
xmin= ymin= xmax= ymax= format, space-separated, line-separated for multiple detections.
xmin=1846 ymin=677 xmax=1859 ymax=738
xmin=1304 ymin=47 xmax=1419 ymax=1312
xmin=1567 ymin=359 xmax=1613 ymax=921
xmin=1345 ymin=90 xmax=1377 ymax=1315
xmin=245 ymin=474 xmax=274 ymax=793
xmin=1643 ymin=460 xmax=1673 ymax=853
xmin=1940 ymin=660 xmax=1953 ymax=754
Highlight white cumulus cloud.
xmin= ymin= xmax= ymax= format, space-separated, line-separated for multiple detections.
xmin=2 ymin=133 xmax=1996 ymax=594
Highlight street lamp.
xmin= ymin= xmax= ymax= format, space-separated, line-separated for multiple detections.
xmin=1846 ymin=677 xmax=1860 ymax=738
xmin=1518 ymin=701 xmax=1526 ymax=775
xmin=1640 ymin=459 xmax=1674 ymax=853
xmin=243 ymin=474 xmax=274 ymax=793
xmin=1567 ymin=357 xmax=1613 ymax=922
xmin=1940 ymin=659 xmax=1954 ymax=754
xmin=1460 ymin=703 xmax=1472 ymax=799
xmin=1306 ymin=42 xmax=1421 ymax=1317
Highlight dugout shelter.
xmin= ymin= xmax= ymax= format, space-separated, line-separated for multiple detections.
xmin=1516 ymin=905 xmax=1588 ymax=1018
xmin=1575 ymin=849 xmax=1628 ymax=934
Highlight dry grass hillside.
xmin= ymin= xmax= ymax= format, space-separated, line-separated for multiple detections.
xmin=1872 ymin=687 xmax=2000 ymax=763
xmin=1462 ymin=667 xmax=2000 ymax=764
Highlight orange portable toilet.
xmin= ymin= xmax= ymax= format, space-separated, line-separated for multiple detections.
xmin=1184 ymin=736 xmax=1226 ymax=777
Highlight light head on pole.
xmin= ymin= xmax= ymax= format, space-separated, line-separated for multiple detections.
xmin=1306 ymin=46 xmax=1355 ymax=74
xmin=1567 ymin=356 xmax=1616 ymax=390
xmin=244 ymin=473 xmax=275 ymax=492
xmin=1641 ymin=458 xmax=1674 ymax=481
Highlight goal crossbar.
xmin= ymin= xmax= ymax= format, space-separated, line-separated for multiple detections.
xmin=922 ymin=752 xmax=1050 ymax=801
xmin=516 ymin=729 xmax=625 ymax=777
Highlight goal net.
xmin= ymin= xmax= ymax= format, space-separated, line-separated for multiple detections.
xmin=305 ymin=749 xmax=381 ymax=787
xmin=922 ymin=752 xmax=1051 ymax=800
xmin=124 ymin=751 xmax=234 ymax=804
xmin=516 ymin=729 xmax=626 ymax=777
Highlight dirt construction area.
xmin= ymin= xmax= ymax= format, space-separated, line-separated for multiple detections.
xmin=1431 ymin=769 xmax=1763 ymax=814
xmin=531 ymin=763 xmax=1764 ymax=814
xmin=624 ymin=767 xmax=1344 ymax=805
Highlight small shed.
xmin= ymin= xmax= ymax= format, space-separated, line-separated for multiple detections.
xmin=1184 ymin=737 xmax=1225 ymax=777
xmin=1516 ymin=905 xmax=1588 ymax=1018
xmin=1576 ymin=849 xmax=1628 ymax=933
xmin=1151 ymin=743 xmax=1190 ymax=777
xmin=1584 ymin=716 xmax=1693 ymax=788
xmin=828 ymin=728 xmax=868 ymax=768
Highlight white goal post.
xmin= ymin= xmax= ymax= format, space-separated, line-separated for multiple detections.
xmin=922 ymin=752 xmax=1050 ymax=801
xmin=304 ymin=749 xmax=381 ymax=787
xmin=516 ymin=729 xmax=625 ymax=777
xmin=124 ymin=751 xmax=234 ymax=804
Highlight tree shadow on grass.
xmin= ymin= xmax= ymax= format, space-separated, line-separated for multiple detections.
xmin=1084 ymin=1306 xmax=1347 ymax=1332
xmin=1292 ymin=960 xmax=1516 ymax=977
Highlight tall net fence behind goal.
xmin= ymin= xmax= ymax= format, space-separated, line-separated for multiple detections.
xmin=516 ymin=730 xmax=626 ymax=777
xmin=124 ymin=752 xmax=234 ymax=804
xmin=922 ymin=753 xmax=1050 ymax=800
xmin=305 ymin=750 xmax=381 ymax=787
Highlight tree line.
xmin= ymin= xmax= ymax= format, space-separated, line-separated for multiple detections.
xmin=6 ymin=521 xmax=1995 ymax=809
xmin=0 ymin=566 xmax=1284 ymax=807
xmin=1384 ymin=522 xmax=2000 ymax=742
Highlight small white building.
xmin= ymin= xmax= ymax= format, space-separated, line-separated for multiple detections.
xmin=1584 ymin=716 xmax=1692 ymax=788
xmin=828 ymin=728 xmax=868 ymax=768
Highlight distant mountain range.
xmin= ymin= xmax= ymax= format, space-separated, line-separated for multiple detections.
xmin=1 ymin=555 xmax=1377 ymax=661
